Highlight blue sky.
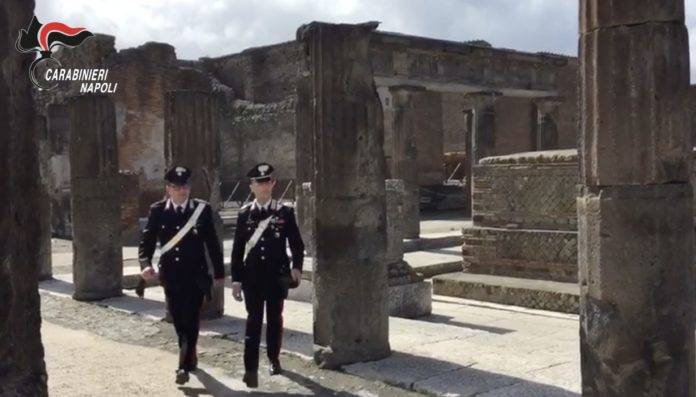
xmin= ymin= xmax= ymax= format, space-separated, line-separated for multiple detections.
xmin=35 ymin=0 xmax=696 ymax=81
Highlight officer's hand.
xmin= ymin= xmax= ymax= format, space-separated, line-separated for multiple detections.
xmin=291 ymin=268 xmax=302 ymax=285
xmin=232 ymin=282 xmax=243 ymax=302
xmin=141 ymin=266 xmax=156 ymax=281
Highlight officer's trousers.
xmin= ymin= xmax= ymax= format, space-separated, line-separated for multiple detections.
xmin=242 ymin=288 xmax=285 ymax=372
xmin=166 ymin=285 xmax=204 ymax=371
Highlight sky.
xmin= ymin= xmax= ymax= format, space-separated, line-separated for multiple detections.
xmin=34 ymin=0 xmax=696 ymax=81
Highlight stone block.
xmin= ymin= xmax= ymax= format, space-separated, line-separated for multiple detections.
xmin=580 ymin=0 xmax=684 ymax=33
xmin=580 ymin=23 xmax=691 ymax=185
xmin=577 ymin=183 xmax=694 ymax=395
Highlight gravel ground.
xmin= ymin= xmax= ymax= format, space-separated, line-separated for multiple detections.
xmin=40 ymin=292 xmax=424 ymax=397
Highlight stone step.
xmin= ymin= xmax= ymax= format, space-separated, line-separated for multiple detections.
xmin=403 ymin=247 xmax=463 ymax=278
xmin=403 ymin=233 xmax=463 ymax=252
xmin=432 ymin=272 xmax=579 ymax=314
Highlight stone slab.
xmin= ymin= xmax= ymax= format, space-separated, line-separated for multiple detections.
xmin=433 ymin=272 xmax=579 ymax=314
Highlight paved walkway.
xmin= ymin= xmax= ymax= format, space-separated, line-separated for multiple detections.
xmin=44 ymin=321 xmax=249 ymax=396
xmin=41 ymin=273 xmax=580 ymax=396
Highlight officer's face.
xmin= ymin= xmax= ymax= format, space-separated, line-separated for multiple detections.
xmin=250 ymin=178 xmax=276 ymax=200
xmin=166 ymin=183 xmax=190 ymax=203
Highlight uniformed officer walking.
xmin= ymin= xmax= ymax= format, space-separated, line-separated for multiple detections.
xmin=231 ymin=163 xmax=305 ymax=388
xmin=139 ymin=166 xmax=225 ymax=385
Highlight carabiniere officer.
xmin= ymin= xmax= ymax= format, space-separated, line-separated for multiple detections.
xmin=139 ymin=166 xmax=225 ymax=385
xmin=230 ymin=162 xmax=305 ymax=388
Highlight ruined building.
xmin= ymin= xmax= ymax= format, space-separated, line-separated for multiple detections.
xmin=39 ymin=26 xmax=578 ymax=242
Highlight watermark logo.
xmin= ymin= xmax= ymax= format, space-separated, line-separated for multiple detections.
xmin=16 ymin=16 xmax=104 ymax=91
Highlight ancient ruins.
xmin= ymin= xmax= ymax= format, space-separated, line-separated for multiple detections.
xmin=2 ymin=0 xmax=695 ymax=395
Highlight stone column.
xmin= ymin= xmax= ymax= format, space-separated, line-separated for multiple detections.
xmin=533 ymin=96 xmax=563 ymax=151
xmin=295 ymin=67 xmax=315 ymax=256
xmin=36 ymin=115 xmax=53 ymax=281
xmin=388 ymin=85 xmax=424 ymax=239
xmin=0 ymin=1 xmax=48 ymax=394
xmin=297 ymin=21 xmax=391 ymax=368
xmin=46 ymin=104 xmax=72 ymax=238
xmin=69 ymin=95 xmax=123 ymax=301
xmin=465 ymin=91 xmax=501 ymax=164
xmin=385 ymin=179 xmax=405 ymax=266
xmin=165 ymin=90 xmax=224 ymax=320
xmin=118 ymin=170 xmax=141 ymax=246
xmin=578 ymin=1 xmax=694 ymax=395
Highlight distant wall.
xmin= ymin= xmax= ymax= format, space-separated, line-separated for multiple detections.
xmin=220 ymin=98 xmax=296 ymax=200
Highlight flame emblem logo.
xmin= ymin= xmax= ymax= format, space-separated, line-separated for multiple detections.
xmin=15 ymin=16 xmax=94 ymax=90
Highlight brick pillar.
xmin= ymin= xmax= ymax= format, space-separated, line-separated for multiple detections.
xmin=69 ymin=95 xmax=123 ymax=301
xmin=578 ymin=1 xmax=694 ymax=394
xmin=388 ymin=85 xmax=424 ymax=239
xmin=165 ymin=90 xmax=224 ymax=319
xmin=533 ymin=96 xmax=563 ymax=150
xmin=297 ymin=21 xmax=391 ymax=368
xmin=465 ymin=91 xmax=501 ymax=163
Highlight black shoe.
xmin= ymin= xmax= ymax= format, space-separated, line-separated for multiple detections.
xmin=175 ymin=369 xmax=190 ymax=385
xmin=242 ymin=372 xmax=258 ymax=388
xmin=269 ymin=360 xmax=283 ymax=376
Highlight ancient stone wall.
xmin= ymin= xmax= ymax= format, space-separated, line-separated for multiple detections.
xmin=554 ymin=58 xmax=579 ymax=149
xmin=201 ymin=41 xmax=303 ymax=104
xmin=220 ymin=98 xmax=296 ymax=200
xmin=492 ymin=97 xmax=536 ymax=156
xmin=41 ymin=36 xmax=218 ymax=216
xmin=369 ymin=32 xmax=563 ymax=93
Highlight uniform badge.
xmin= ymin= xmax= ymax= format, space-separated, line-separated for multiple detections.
xmin=274 ymin=231 xmax=280 ymax=238
xmin=258 ymin=164 xmax=269 ymax=176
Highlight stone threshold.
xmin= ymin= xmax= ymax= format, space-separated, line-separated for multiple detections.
xmin=432 ymin=272 xmax=579 ymax=314
xmin=403 ymin=232 xmax=463 ymax=252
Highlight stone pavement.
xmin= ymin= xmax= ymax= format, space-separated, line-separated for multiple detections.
xmin=41 ymin=293 xmax=420 ymax=397
xmin=40 ymin=273 xmax=581 ymax=396
xmin=44 ymin=321 xmax=247 ymax=397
